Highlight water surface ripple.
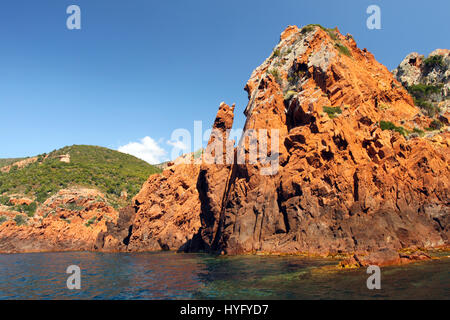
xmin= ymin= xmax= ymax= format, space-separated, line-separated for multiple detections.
xmin=0 ymin=252 xmax=448 ymax=299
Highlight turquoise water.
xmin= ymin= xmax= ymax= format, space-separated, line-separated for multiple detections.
xmin=0 ymin=252 xmax=448 ymax=299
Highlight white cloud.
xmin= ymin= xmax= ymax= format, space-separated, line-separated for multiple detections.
xmin=118 ymin=136 xmax=168 ymax=164
xmin=167 ymin=139 xmax=188 ymax=150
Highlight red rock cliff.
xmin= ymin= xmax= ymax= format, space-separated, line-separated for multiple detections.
xmin=131 ymin=25 xmax=450 ymax=264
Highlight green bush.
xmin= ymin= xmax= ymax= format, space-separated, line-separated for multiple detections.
xmin=406 ymin=84 xmax=443 ymax=117
xmin=0 ymin=195 xmax=10 ymax=206
xmin=335 ymin=42 xmax=351 ymax=57
xmin=427 ymin=119 xmax=444 ymax=131
xmin=0 ymin=216 xmax=6 ymax=224
xmin=268 ymin=68 xmax=282 ymax=84
xmin=408 ymin=84 xmax=443 ymax=98
xmin=301 ymin=24 xmax=322 ymax=34
xmin=412 ymin=98 xmax=441 ymax=117
xmin=323 ymin=106 xmax=343 ymax=119
xmin=85 ymin=216 xmax=97 ymax=227
xmin=272 ymin=48 xmax=281 ymax=58
xmin=412 ymin=128 xmax=425 ymax=137
xmin=423 ymin=55 xmax=445 ymax=69
xmin=380 ymin=121 xmax=409 ymax=136
xmin=65 ymin=202 xmax=85 ymax=212
xmin=23 ymin=202 xmax=37 ymax=217
xmin=13 ymin=215 xmax=26 ymax=226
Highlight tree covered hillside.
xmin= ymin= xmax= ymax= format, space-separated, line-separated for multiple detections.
xmin=0 ymin=145 xmax=161 ymax=208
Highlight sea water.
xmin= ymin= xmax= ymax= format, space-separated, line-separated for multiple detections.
xmin=0 ymin=251 xmax=448 ymax=299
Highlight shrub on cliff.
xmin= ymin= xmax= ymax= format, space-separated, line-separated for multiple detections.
xmin=14 ymin=202 xmax=37 ymax=217
xmin=423 ymin=55 xmax=445 ymax=69
xmin=268 ymin=68 xmax=281 ymax=83
xmin=272 ymin=48 xmax=281 ymax=58
xmin=335 ymin=42 xmax=351 ymax=57
xmin=0 ymin=195 xmax=11 ymax=206
xmin=85 ymin=216 xmax=97 ymax=227
xmin=408 ymin=84 xmax=443 ymax=98
xmin=13 ymin=215 xmax=26 ymax=226
xmin=412 ymin=128 xmax=425 ymax=137
xmin=427 ymin=119 xmax=444 ymax=131
xmin=323 ymin=106 xmax=342 ymax=118
xmin=413 ymin=98 xmax=441 ymax=117
xmin=380 ymin=121 xmax=408 ymax=136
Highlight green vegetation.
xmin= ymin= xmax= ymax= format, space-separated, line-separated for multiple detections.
xmin=13 ymin=215 xmax=26 ymax=226
xmin=193 ymin=148 xmax=203 ymax=160
xmin=65 ymin=202 xmax=85 ymax=212
xmin=379 ymin=121 xmax=408 ymax=136
xmin=300 ymin=24 xmax=352 ymax=58
xmin=14 ymin=202 xmax=37 ymax=217
xmin=0 ymin=195 xmax=12 ymax=206
xmin=408 ymin=84 xmax=443 ymax=97
xmin=423 ymin=55 xmax=445 ymax=69
xmin=0 ymin=145 xmax=161 ymax=206
xmin=323 ymin=106 xmax=343 ymax=119
xmin=0 ymin=158 xmax=26 ymax=168
xmin=85 ymin=216 xmax=97 ymax=227
xmin=301 ymin=24 xmax=331 ymax=34
xmin=412 ymin=128 xmax=425 ymax=137
xmin=288 ymin=70 xmax=306 ymax=85
xmin=268 ymin=68 xmax=282 ymax=84
xmin=300 ymin=24 xmax=320 ymax=34
xmin=407 ymin=84 xmax=443 ymax=117
xmin=272 ymin=48 xmax=281 ymax=58
xmin=415 ymin=98 xmax=441 ymax=117
xmin=427 ymin=119 xmax=444 ymax=131
xmin=335 ymin=42 xmax=351 ymax=57
xmin=0 ymin=216 xmax=6 ymax=224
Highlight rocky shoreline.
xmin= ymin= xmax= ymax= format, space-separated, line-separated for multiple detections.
xmin=1 ymin=25 xmax=449 ymax=268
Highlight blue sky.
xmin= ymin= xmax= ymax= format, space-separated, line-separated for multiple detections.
xmin=0 ymin=0 xmax=449 ymax=163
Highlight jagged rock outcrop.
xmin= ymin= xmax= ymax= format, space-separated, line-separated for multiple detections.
xmin=393 ymin=49 xmax=449 ymax=126
xmin=128 ymin=163 xmax=201 ymax=251
xmin=133 ymin=25 xmax=449 ymax=265
xmin=393 ymin=49 xmax=449 ymax=97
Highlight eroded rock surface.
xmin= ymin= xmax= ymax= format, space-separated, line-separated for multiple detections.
xmin=133 ymin=25 xmax=450 ymax=264
xmin=1 ymin=25 xmax=449 ymax=267
xmin=0 ymin=188 xmax=131 ymax=253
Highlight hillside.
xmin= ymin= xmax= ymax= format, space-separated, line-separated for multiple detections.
xmin=0 ymin=145 xmax=161 ymax=211
xmin=0 ymin=158 xmax=26 ymax=168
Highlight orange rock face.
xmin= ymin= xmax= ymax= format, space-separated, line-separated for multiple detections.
xmin=132 ymin=25 xmax=449 ymax=264
xmin=8 ymin=198 xmax=33 ymax=206
xmin=1 ymin=25 xmax=448 ymax=267
xmin=128 ymin=163 xmax=201 ymax=251
xmin=0 ymin=188 xmax=133 ymax=253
